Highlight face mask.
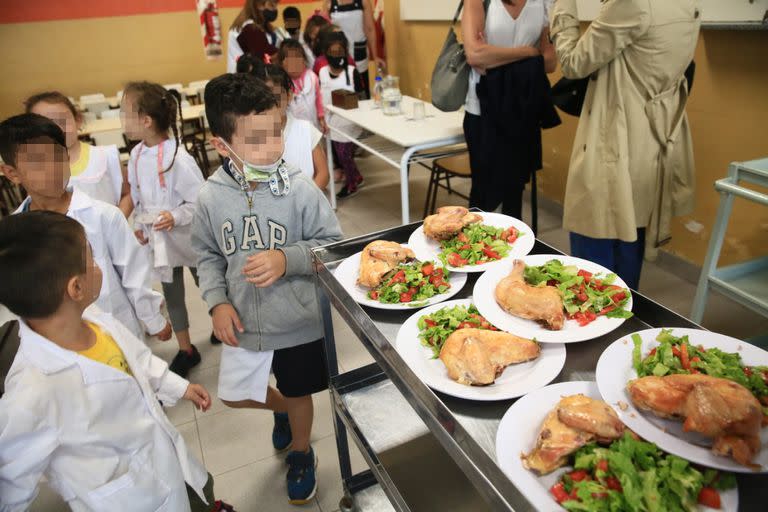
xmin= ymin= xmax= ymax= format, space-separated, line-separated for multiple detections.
xmin=263 ymin=9 xmax=278 ymax=23
xmin=221 ymin=139 xmax=291 ymax=196
xmin=328 ymin=55 xmax=346 ymax=69
xmin=287 ymin=27 xmax=300 ymax=38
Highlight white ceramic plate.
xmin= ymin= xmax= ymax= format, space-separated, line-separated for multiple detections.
xmin=407 ymin=212 xmax=535 ymax=273
xmin=473 ymin=255 xmax=634 ymax=343
xmin=596 ymin=328 xmax=768 ymax=473
xmin=394 ymin=299 xmax=566 ymax=401
xmin=333 ymin=247 xmax=466 ymax=310
xmin=496 ymin=381 xmax=739 ymax=511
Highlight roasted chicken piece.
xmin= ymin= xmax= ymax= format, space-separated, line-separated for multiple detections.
xmin=495 ymin=260 xmax=565 ymax=330
xmin=423 ymin=206 xmax=482 ymax=241
xmin=522 ymin=394 xmax=625 ymax=475
xmin=357 ymin=240 xmax=416 ymax=288
xmin=628 ymin=374 xmax=763 ymax=467
xmin=439 ymin=328 xmax=539 ymax=385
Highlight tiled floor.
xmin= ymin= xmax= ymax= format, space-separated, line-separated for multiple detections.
xmin=30 ymin=153 xmax=767 ymax=511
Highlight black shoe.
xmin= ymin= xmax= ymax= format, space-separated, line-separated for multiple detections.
xmin=336 ymin=185 xmax=359 ymax=199
xmin=210 ymin=333 xmax=222 ymax=345
xmin=169 ymin=345 xmax=201 ymax=378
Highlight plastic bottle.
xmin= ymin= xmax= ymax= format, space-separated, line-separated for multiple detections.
xmin=373 ymin=76 xmax=384 ymax=108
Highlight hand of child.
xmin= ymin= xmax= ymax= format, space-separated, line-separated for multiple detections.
xmin=212 ymin=303 xmax=244 ymax=347
xmin=242 ymin=250 xmax=287 ymax=288
xmin=134 ymin=229 xmax=148 ymax=245
xmin=319 ymin=117 xmax=328 ymax=135
xmin=152 ymin=321 xmax=173 ymax=341
xmin=153 ymin=211 xmax=175 ymax=231
xmin=183 ymin=383 xmax=211 ymax=412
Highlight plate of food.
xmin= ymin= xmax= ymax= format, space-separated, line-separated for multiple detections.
xmin=596 ymin=328 xmax=768 ymax=473
xmin=394 ymin=299 xmax=566 ymax=401
xmin=407 ymin=207 xmax=534 ymax=272
xmin=496 ymin=381 xmax=739 ymax=511
xmin=333 ymin=240 xmax=466 ymax=310
xmin=473 ymin=255 xmax=634 ymax=343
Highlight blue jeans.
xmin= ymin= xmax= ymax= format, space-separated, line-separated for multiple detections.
xmin=569 ymin=229 xmax=645 ymax=290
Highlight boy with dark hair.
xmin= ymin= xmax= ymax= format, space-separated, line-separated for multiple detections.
xmin=0 ymin=211 xmax=233 ymax=512
xmin=0 ymin=113 xmax=172 ymax=346
xmin=194 ymin=73 xmax=342 ymax=505
xmin=282 ymin=6 xmax=302 ymax=39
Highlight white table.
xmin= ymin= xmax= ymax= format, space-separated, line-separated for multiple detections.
xmin=325 ymin=96 xmax=466 ymax=224
xmin=80 ymin=104 xmax=207 ymax=136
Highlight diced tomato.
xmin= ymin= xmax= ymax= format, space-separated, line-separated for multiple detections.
xmin=606 ymin=477 xmax=622 ymax=492
xmin=612 ymin=292 xmax=627 ymax=303
xmin=569 ymin=470 xmax=589 ymax=482
xmin=421 ymin=263 xmax=434 ymax=276
xmin=370 ymin=291 xmax=379 ymax=300
xmin=596 ymin=459 xmax=609 ymax=472
xmin=691 ymin=356 xmax=701 ymax=363
xmin=459 ymin=244 xmax=471 ymax=251
xmin=648 ymin=347 xmax=657 ymax=357
xmin=399 ymin=293 xmax=412 ymax=303
xmin=507 ymin=234 xmax=518 ymax=243
xmin=744 ymin=367 xmax=753 ymax=377
xmin=547 ymin=279 xmax=559 ymax=287
xmin=577 ymin=269 xmax=593 ymax=283
xmin=457 ymin=232 xmax=469 ymax=243
xmin=608 ymin=285 xmax=623 ymax=291
xmin=503 ymin=227 xmax=519 ymax=244
xmin=550 ymin=482 xmax=570 ymax=504
xmin=408 ymin=286 xmax=419 ymax=295
xmin=672 ymin=346 xmax=681 ymax=358
xmin=680 ymin=344 xmax=691 ymax=370
xmin=434 ymin=268 xmax=444 ymax=277
xmin=482 ymin=246 xmax=501 ymax=260
xmin=489 ymin=325 xmax=500 ymax=331
xmin=600 ymin=305 xmax=616 ymax=315
xmin=480 ymin=321 xmax=491 ymax=329
xmin=447 ymin=252 xmax=467 ymax=267
xmin=593 ymin=279 xmax=605 ymax=291
xmin=569 ymin=487 xmax=579 ymax=500
xmin=391 ymin=270 xmax=406 ymax=284
xmin=424 ymin=319 xmax=436 ymax=328
xmin=697 ymin=487 xmax=721 ymax=509
xmin=576 ymin=292 xmax=589 ymax=303
xmin=457 ymin=322 xmax=474 ymax=329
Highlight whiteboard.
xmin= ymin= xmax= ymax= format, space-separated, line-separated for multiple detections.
xmin=576 ymin=0 xmax=768 ymax=23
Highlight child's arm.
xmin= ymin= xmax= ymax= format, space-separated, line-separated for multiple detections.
xmin=312 ymin=71 xmax=325 ymax=121
xmin=158 ymin=153 xmax=204 ymax=231
xmin=0 ymin=398 xmax=58 ymax=511
xmin=103 ymin=206 xmax=169 ymax=337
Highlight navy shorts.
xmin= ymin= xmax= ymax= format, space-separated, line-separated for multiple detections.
xmin=272 ymin=339 xmax=329 ymax=398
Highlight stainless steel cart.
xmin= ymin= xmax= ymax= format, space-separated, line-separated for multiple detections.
xmin=312 ymin=220 xmax=767 ymax=511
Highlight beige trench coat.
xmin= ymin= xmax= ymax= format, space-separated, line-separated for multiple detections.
xmin=550 ymin=0 xmax=700 ymax=258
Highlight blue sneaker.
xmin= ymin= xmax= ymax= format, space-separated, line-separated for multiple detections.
xmin=286 ymin=447 xmax=318 ymax=505
xmin=273 ymin=412 xmax=292 ymax=451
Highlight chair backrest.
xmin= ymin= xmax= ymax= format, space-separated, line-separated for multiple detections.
xmin=100 ymin=109 xmax=121 ymax=120
xmin=188 ymin=80 xmax=209 ymax=90
xmin=81 ymin=111 xmax=98 ymax=123
xmin=92 ymin=129 xmax=126 ymax=149
xmin=80 ymin=93 xmax=105 ymax=103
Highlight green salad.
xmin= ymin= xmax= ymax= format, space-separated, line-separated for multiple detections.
xmin=551 ymin=433 xmax=736 ymax=511
xmin=367 ymin=261 xmax=449 ymax=304
xmin=524 ymin=259 xmax=633 ymax=326
xmin=416 ymin=304 xmax=498 ymax=358
xmin=438 ymin=224 xmax=520 ymax=268
xmin=632 ymin=329 xmax=768 ymax=415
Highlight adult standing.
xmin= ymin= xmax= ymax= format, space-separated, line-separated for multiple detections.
xmin=462 ymin=0 xmax=558 ymax=222
xmin=226 ymin=0 xmax=282 ymax=73
xmin=321 ymin=0 xmax=385 ymax=98
xmin=550 ymin=0 xmax=700 ymax=289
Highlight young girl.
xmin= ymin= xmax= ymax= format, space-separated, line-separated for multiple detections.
xmin=25 ymin=92 xmax=132 ymax=216
xmin=318 ymin=32 xmax=363 ymax=199
xmin=241 ymin=59 xmax=331 ymax=190
xmin=280 ymin=39 xmax=326 ymax=134
xmin=121 ymin=81 xmax=209 ymax=378
xmin=303 ymin=13 xmax=331 ymax=70
xmin=228 ymin=0 xmax=281 ymax=72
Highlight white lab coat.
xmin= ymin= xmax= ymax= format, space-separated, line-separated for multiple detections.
xmin=15 ymin=189 xmax=166 ymax=339
xmin=128 ymin=139 xmax=204 ymax=282
xmin=70 ymin=144 xmax=123 ymax=207
xmin=0 ymin=308 xmax=208 ymax=512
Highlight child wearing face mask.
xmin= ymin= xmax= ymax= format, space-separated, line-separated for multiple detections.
xmin=229 ymin=0 xmax=281 ymax=72
xmin=280 ymin=39 xmax=326 ymax=134
xmin=318 ymin=32 xmax=364 ymax=199
xmin=192 ymin=73 xmax=342 ymax=505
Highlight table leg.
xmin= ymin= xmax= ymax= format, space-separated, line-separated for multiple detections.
xmin=400 ymin=147 xmax=420 ymax=225
xmin=327 ymin=135 xmax=337 ymax=210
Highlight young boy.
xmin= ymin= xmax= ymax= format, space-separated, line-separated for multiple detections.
xmin=0 ymin=211 xmax=233 ymax=511
xmin=0 ymin=113 xmax=172 ymax=345
xmin=193 ymin=73 xmax=343 ymax=505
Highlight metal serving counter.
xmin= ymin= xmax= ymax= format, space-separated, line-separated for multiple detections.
xmin=312 ymin=219 xmax=767 ymax=511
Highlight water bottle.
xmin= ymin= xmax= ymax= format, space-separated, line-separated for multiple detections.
xmin=373 ymin=76 xmax=384 ymax=108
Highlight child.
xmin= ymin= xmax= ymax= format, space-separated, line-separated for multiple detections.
xmin=312 ymin=24 xmax=357 ymax=76
xmin=303 ymin=13 xmax=331 ymax=70
xmin=0 ymin=113 xmax=171 ymax=344
xmin=280 ymin=39 xmax=327 ymax=134
xmin=25 ymin=91 xmax=132 ymax=217
xmin=0 ymin=211 xmax=234 ymax=512
xmin=121 ymin=81 xmax=212 ymax=378
xmin=282 ymin=6 xmax=302 ymax=40
xmin=193 ymin=73 xmax=342 ymax=504
xmin=318 ymin=31 xmax=364 ymax=199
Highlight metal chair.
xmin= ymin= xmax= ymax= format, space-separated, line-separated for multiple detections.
xmin=0 ymin=176 xmax=25 ymax=218
xmin=423 ymin=152 xmax=471 ymax=218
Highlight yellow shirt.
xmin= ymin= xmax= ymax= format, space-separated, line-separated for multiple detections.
xmin=70 ymin=142 xmax=91 ymax=177
xmin=79 ymin=322 xmax=133 ymax=375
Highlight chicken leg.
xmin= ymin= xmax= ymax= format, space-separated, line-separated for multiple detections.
xmin=357 ymin=240 xmax=416 ymax=288
xmin=495 ymin=260 xmax=565 ymax=330
xmin=423 ymin=206 xmax=482 ymax=241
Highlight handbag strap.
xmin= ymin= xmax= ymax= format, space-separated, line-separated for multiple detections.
xmin=451 ymin=0 xmax=491 ymax=26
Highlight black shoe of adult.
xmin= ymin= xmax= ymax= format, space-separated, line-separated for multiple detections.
xmin=169 ymin=345 xmax=202 ymax=378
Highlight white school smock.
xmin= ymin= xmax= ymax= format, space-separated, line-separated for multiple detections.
xmin=226 ymin=19 xmax=253 ymax=73
xmin=288 ymin=68 xmax=323 ymax=131
xmin=465 ymin=0 xmax=550 ymax=116
xmin=70 ymin=143 xmax=123 ymax=207
xmin=329 ymin=0 xmax=369 ymax=74
xmin=0 ymin=308 xmax=208 ymax=512
xmin=14 ymin=189 xmax=166 ymax=339
xmin=319 ymin=65 xmax=363 ymax=143
xmin=284 ymin=115 xmax=323 ymax=181
xmin=128 ymin=139 xmax=204 ymax=282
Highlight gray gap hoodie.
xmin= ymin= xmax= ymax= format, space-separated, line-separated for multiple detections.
xmin=191 ymin=162 xmax=343 ymax=351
